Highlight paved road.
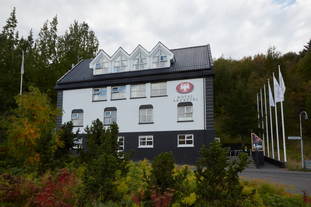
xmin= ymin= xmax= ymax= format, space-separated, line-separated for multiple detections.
xmin=239 ymin=164 xmax=311 ymax=194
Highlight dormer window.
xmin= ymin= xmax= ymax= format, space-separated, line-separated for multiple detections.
xmin=114 ymin=55 xmax=127 ymax=72
xmin=153 ymin=50 xmax=167 ymax=68
xmin=133 ymin=52 xmax=147 ymax=70
xmin=95 ymin=57 xmax=109 ymax=74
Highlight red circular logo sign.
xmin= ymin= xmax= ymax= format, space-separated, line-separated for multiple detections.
xmin=176 ymin=82 xmax=194 ymax=94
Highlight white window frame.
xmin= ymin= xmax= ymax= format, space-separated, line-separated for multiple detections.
xmin=95 ymin=57 xmax=109 ymax=74
xmin=151 ymin=82 xmax=167 ymax=96
xmin=139 ymin=108 xmax=153 ymax=123
xmin=138 ymin=135 xmax=154 ymax=148
xmin=131 ymin=84 xmax=146 ymax=98
xmin=153 ymin=49 xmax=167 ymax=68
xmin=93 ymin=88 xmax=107 ymax=101
xmin=104 ymin=109 xmax=117 ymax=125
xmin=118 ymin=136 xmax=124 ymax=157
xmin=73 ymin=137 xmax=83 ymax=149
xmin=178 ymin=105 xmax=193 ymax=121
xmin=111 ymin=86 xmax=126 ymax=100
xmin=114 ymin=55 xmax=127 ymax=72
xmin=177 ymin=134 xmax=194 ymax=147
xmin=71 ymin=110 xmax=83 ymax=126
xmin=133 ymin=52 xmax=147 ymax=70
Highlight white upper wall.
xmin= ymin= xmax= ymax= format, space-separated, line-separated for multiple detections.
xmin=62 ymin=78 xmax=205 ymax=133
xmin=89 ymin=42 xmax=175 ymax=75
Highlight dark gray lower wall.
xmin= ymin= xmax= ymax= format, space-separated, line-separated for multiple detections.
xmin=80 ymin=129 xmax=215 ymax=165
xmin=119 ymin=129 xmax=215 ymax=165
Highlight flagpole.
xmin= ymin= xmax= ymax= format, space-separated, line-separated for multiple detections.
xmin=257 ymin=93 xmax=260 ymax=131
xmin=279 ymin=65 xmax=287 ymax=162
xmin=273 ymin=73 xmax=280 ymax=161
xmin=264 ymin=84 xmax=269 ymax=157
xmin=268 ymin=79 xmax=274 ymax=159
xmin=260 ymin=89 xmax=265 ymax=155
xmin=20 ymin=50 xmax=24 ymax=95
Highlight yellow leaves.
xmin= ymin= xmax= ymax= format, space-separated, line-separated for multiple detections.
xmin=181 ymin=192 xmax=197 ymax=206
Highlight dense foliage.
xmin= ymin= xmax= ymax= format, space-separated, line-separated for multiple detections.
xmin=1 ymin=144 xmax=310 ymax=206
xmin=0 ymin=8 xmax=99 ymax=114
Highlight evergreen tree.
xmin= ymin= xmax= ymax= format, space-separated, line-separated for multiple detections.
xmin=80 ymin=119 xmax=134 ymax=203
xmin=222 ymin=81 xmax=258 ymax=146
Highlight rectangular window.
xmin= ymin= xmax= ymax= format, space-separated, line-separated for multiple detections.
xmin=111 ymin=86 xmax=126 ymax=100
xmin=93 ymin=88 xmax=107 ymax=101
xmin=131 ymin=84 xmax=146 ymax=98
xmin=73 ymin=137 xmax=83 ymax=149
xmin=178 ymin=134 xmax=194 ymax=147
xmin=151 ymin=82 xmax=167 ymax=96
xmin=139 ymin=136 xmax=153 ymax=148
xmin=139 ymin=108 xmax=153 ymax=123
xmin=117 ymin=136 xmax=124 ymax=158
xmin=104 ymin=110 xmax=117 ymax=125
xmin=71 ymin=110 xmax=83 ymax=126
xmin=178 ymin=106 xmax=193 ymax=121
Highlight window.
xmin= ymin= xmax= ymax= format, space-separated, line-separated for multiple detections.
xmin=153 ymin=49 xmax=167 ymax=68
xmin=111 ymin=86 xmax=126 ymax=100
xmin=71 ymin=109 xmax=83 ymax=126
xmin=178 ymin=134 xmax=194 ymax=147
xmin=73 ymin=137 xmax=83 ymax=149
xmin=133 ymin=52 xmax=147 ymax=70
xmin=93 ymin=88 xmax=107 ymax=101
xmin=118 ymin=136 xmax=124 ymax=155
xmin=139 ymin=135 xmax=153 ymax=148
xmin=131 ymin=84 xmax=146 ymax=98
xmin=139 ymin=105 xmax=153 ymax=124
xmin=95 ymin=57 xmax=109 ymax=74
xmin=114 ymin=55 xmax=127 ymax=72
xmin=178 ymin=102 xmax=193 ymax=121
xmin=104 ymin=107 xmax=117 ymax=125
xmin=151 ymin=82 xmax=167 ymax=96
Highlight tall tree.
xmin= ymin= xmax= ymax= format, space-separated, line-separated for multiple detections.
xmin=0 ymin=8 xmax=20 ymax=113
xmin=222 ymin=81 xmax=258 ymax=146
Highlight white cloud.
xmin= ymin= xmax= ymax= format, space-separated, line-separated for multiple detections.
xmin=0 ymin=0 xmax=310 ymax=59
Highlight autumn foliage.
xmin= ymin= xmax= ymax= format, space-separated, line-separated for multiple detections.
xmin=4 ymin=86 xmax=63 ymax=166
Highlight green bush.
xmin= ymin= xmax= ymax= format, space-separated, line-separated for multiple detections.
xmin=194 ymin=141 xmax=250 ymax=206
xmin=80 ymin=119 xmax=134 ymax=204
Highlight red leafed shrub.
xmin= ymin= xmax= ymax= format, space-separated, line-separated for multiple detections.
xmin=132 ymin=187 xmax=144 ymax=206
xmin=0 ymin=173 xmax=38 ymax=205
xmin=149 ymin=186 xmax=174 ymax=207
xmin=302 ymin=190 xmax=311 ymax=206
xmin=35 ymin=168 xmax=77 ymax=207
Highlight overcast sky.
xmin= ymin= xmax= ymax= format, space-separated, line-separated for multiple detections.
xmin=1 ymin=0 xmax=310 ymax=60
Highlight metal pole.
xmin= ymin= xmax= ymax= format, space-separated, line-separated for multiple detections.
xmin=268 ymin=79 xmax=274 ymax=159
xmin=260 ymin=89 xmax=265 ymax=155
xmin=279 ymin=65 xmax=287 ymax=162
xmin=264 ymin=84 xmax=269 ymax=157
xmin=273 ymin=73 xmax=280 ymax=161
xmin=300 ymin=111 xmax=308 ymax=168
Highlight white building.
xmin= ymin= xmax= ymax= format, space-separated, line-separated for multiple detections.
xmin=55 ymin=42 xmax=215 ymax=164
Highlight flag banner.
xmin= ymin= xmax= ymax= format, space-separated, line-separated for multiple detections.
xmin=21 ymin=50 xmax=24 ymax=75
xmin=251 ymin=133 xmax=263 ymax=151
xmin=273 ymin=76 xmax=282 ymax=103
xmin=279 ymin=68 xmax=285 ymax=101
xmin=268 ymin=81 xmax=275 ymax=107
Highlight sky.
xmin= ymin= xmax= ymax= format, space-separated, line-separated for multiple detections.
xmin=0 ymin=0 xmax=310 ymax=60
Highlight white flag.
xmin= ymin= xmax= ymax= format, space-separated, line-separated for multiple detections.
xmin=279 ymin=68 xmax=285 ymax=101
xmin=21 ymin=50 xmax=24 ymax=75
xmin=268 ymin=81 xmax=275 ymax=107
xmin=273 ymin=76 xmax=282 ymax=103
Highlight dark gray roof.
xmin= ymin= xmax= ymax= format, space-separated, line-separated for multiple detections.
xmin=55 ymin=44 xmax=215 ymax=90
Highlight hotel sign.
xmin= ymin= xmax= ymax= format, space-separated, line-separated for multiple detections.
xmin=176 ymin=82 xmax=194 ymax=94
xmin=174 ymin=82 xmax=198 ymax=102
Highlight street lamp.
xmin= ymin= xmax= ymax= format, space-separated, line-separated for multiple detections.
xmin=300 ymin=111 xmax=308 ymax=168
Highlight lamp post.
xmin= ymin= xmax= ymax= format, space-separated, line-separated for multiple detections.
xmin=300 ymin=111 xmax=308 ymax=168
